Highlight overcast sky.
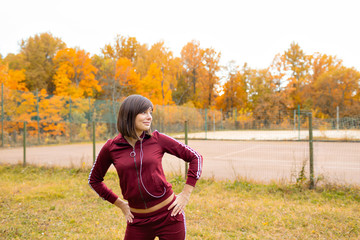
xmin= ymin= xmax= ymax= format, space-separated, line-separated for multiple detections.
xmin=1 ymin=0 xmax=359 ymax=70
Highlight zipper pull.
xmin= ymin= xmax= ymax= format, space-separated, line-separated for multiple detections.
xmin=130 ymin=147 xmax=136 ymax=157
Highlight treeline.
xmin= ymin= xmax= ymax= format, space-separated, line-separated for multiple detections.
xmin=1 ymin=32 xmax=360 ymax=120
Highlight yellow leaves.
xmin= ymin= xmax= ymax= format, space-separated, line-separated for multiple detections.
xmin=54 ymin=48 xmax=101 ymax=98
xmin=115 ymin=57 xmax=140 ymax=95
xmin=101 ymin=35 xmax=139 ymax=61
xmin=9 ymin=69 xmax=27 ymax=91
xmin=0 ymin=62 xmax=28 ymax=91
xmin=0 ymin=63 xmax=9 ymax=84
xmin=140 ymin=63 xmax=173 ymax=105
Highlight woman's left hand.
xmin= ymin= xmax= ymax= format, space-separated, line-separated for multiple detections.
xmin=168 ymin=184 xmax=194 ymax=216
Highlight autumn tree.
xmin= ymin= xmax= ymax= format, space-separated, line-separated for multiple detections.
xmin=312 ymin=65 xmax=360 ymax=117
xmin=141 ymin=63 xmax=173 ymax=105
xmin=198 ymin=47 xmax=221 ymax=108
xmin=179 ymin=40 xmax=204 ymax=105
xmin=271 ymin=42 xmax=311 ymax=109
xmin=91 ymin=54 xmax=116 ymax=100
xmin=53 ymin=48 xmax=101 ymax=98
xmin=114 ymin=57 xmax=140 ymax=100
xmin=19 ymin=32 xmax=66 ymax=93
xmin=248 ymin=68 xmax=288 ymax=126
xmin=216 ymin=61 xmax=248 ymax=114
xmin=102 ymin=35 xmax=139 ymax=62
xmin=3 ymin=53 xmax=24 ymax=70
xmin=0 ymin=62 xmax=28 ymax=91
xmin=135 ymin=41 xmax=180 ymax=93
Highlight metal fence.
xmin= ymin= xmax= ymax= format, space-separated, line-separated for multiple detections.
xmin=1 ymin=87 xmax=360 ymax=186
xmin=1 ymin=87 xmax=360 ymax=147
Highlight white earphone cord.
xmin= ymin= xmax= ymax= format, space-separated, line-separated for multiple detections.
xmin=139 ymin=140 xmax=166 ymax=198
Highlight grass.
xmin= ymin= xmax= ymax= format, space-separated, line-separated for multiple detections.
xmin=0 ymin=165 xmax=359 ymax=239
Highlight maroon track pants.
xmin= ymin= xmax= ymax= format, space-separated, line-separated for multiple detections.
xmin=124 ymin=198 xmax=186 ymax=240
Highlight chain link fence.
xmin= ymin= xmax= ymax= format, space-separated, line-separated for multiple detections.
xmin=1 ymin=86 xmax=360 ymax=147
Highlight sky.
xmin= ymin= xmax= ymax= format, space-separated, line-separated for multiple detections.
xmin=1 ymin=0 xmax=359 ymax=71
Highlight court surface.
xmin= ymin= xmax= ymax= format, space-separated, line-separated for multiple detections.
xmin=0 ymin=139 xmax=359 ymax=185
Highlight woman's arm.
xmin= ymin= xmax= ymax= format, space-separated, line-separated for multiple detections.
xmin=157 ymin=131 xmax=203 ymax=187
xmin=168 ymin=184 xmax=194 ymax=216
xmin=88 ymin=140 xmax=119 ymax=204
xmin=114 ymin=198 xmax=134 ymax=223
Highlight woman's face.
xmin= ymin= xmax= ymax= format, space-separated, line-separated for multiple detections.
xmin=135 ymin=107 xmax=152 ymax=135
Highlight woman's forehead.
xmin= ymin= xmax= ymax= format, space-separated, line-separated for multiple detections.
xmin=140 ymin=106 xmax=152 ymax=112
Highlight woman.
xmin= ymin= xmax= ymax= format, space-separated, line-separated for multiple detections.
xmin=88 ymin=94 xmax=203 ymax=239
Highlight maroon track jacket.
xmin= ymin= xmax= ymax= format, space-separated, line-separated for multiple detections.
xmin=88 ymin=130 xmax=203 ymax=209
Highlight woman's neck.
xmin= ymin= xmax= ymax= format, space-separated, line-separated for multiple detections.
xmin=125 ymin=131 xmax=144 ymax=147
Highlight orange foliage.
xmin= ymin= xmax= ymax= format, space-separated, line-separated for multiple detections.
xmin=53 ymin=48 xmax=101 ymax=98
xmin=0 ymin=63 xmax=28 ymax=91
xmin=140 ymin=63 xmax=173 ymax=105
xmin=115 ymin=57 xmax=140 ymax=96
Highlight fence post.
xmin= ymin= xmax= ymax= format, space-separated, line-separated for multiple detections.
xmin=1 ymin=83 xmax=3 ymax=147
xmin=221 ymin=109 xmax=223 ymax=130
xmin=93 ymin=121 xmax=96 ymax=164
xmin=293 ymin=109 xmax=296 ymax=130
xmin=36 ymin=89 xmax=40 ymax=144
xmin=234 ymin=108 xmax=237 ymax=129
xmin=308 ymin=112 xmax=314 ymax=189
xmin=336 ymin=106 xmax=339 ymax=130
xmin=184 ymin=121 xmax=188 ymax=179
xmin=204 ymin=108 xmax=208 ymax=139
xmin=213 ymin=111 xmax=216 ymax=132
xmin=297 ymin=105 xmax=300 ymax=140
xmin=23 ymin=121 xmax=27 ymax=167
xmin=88 ymin=97 xmax=91 ymax=121
xmin=69 ymin=96 xmax=72 ymax=142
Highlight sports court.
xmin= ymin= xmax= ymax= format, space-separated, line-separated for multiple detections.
xmin=1 ymin=130 xmax=359 ymax=185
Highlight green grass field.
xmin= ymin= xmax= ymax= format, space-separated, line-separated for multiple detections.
xmin=0 ymin=165 xmax=359 ymax=239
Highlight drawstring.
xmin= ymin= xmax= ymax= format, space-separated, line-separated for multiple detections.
xmin=138 ymin=138 xmax=166 ymax=198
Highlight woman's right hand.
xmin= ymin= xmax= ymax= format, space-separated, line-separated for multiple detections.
xmin=114 ymin=198 xmax=134 ymax=223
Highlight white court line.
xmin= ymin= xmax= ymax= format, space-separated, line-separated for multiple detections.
xmin=213 ymin=146 xmax=259 ymax=159
xmin=208 ymin=158 xmax=360 ymax=170
xmin=320 ymin=166 xmax=360 ymax=170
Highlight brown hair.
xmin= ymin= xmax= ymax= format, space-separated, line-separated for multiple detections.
xmin=117 ymin=95 xmax=154 ymax=139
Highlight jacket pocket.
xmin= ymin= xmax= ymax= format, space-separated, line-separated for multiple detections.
xmin=148 ymin=173 xmax=166 ymax=196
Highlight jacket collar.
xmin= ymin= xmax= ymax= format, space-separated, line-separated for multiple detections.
xmin=113 ymin=132 xmax=151 ymax=145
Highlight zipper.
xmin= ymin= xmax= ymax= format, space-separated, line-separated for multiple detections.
xmin=132 ymin=145 xmax=147 ymax=209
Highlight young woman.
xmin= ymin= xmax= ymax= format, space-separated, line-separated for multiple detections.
xmin=88 ymin=94 xmax=203 ymax=239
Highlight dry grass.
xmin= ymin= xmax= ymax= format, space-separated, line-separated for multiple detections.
xmin=0 ymin=164 xmax=359 ymax=239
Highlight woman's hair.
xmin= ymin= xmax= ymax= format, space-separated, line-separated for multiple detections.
xmin=117 ymin=95 xmax=154 ymax=139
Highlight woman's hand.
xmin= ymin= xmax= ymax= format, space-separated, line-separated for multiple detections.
xmin=114 ymin=198 xmax=134 ymax=223
xmin=168 ymin=184 xmax=194 ymax=216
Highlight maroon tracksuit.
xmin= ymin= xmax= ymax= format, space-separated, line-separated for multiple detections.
xmin=88 ymin=130 xmax=203 ymax=239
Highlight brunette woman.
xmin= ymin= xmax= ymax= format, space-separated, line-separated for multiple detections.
xmin=88 ymin=94 xmax=203 ymax=239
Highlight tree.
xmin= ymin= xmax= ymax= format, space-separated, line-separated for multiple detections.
xmin=248 ymin=68 xmax=288 ymax=126
xmin=270 ymin=43 xmax=311 ymax=109
xmin=114 ymin=57 xmax=140 ymax=100
xmin=91 ymin=54 xmax=116 ymax=100
xmin=19 ymin=32 xmax=66 ymax=93
xmin=312 ymin=65 xmax=360 ymax=117
xmin=198 ymin=47 xmax=221 ymax=108
xmin=53 ymin=48 xmax=101 ymax=98
xmin=0 ymin=62 xmax=28 ymax=91
xmin=4 ymin=53 xmax=24 ymax=70
xmin=180 ymin=40 xmax=204 ymax=103
xmin=102 ymin=35 xmax=139 ymax=62
xmin=141 ymin=63 xmax=173 ymax=105
xmin=283 ymin=42 xmax=311 ymax=108
xmin=216 ymin=62 xmax=248 ymax=114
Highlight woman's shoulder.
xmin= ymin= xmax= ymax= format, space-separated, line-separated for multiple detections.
xmin=150 ymin=130 xmax=178 ymax=143
xmin=150 ymin=130 xmax=170 ymax=139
